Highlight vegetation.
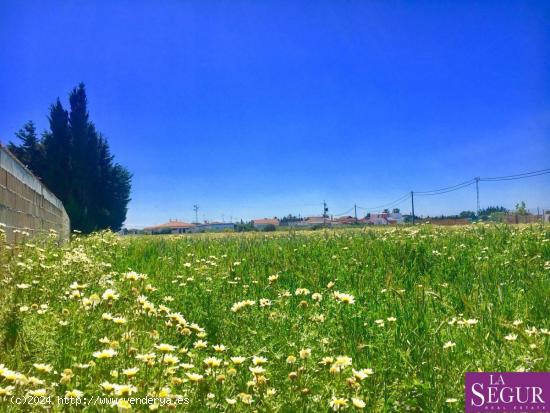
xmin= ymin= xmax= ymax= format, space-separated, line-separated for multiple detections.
xmin=234 ymin=222 xmax=256 ymax=232
xmin=0 ymin=225 xmax=548 ymax=411
xmin=8 ymin=83 xmax=131 ymax=233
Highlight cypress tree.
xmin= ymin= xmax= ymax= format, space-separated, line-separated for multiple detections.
xmin=9 ymin=83 xmax=132 ymax=233
xmin=43 ymin=99 xmax=72 ymax=203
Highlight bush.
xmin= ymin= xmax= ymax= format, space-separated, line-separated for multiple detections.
xmin=262 ymin=224 xmax=277 ymax=232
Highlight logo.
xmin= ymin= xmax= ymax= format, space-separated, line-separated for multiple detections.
xmin=465 ymin=372 xmax=549 ymax=412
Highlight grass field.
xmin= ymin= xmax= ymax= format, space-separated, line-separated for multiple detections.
xmin=0 ymin=225 xmax=549 ymax=412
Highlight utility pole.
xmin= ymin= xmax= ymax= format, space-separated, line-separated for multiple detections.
xmin=193 ymin=204 xmax=199 ymax=224
xmin=323 ymin=201 xmax=328 ymax=226
xmin=475 ymin=177 xmax=480 ymax=217
xmin=354 ymin=204 xmax=358 ymax=223
xmin=411 ymin=191 xmax=415 ymax=225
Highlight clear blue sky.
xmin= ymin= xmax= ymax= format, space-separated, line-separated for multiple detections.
xmin=1 ymin=1 xmax=549 ymax=227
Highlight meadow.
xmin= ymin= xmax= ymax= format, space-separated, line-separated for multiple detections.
xmin=0 ymin=225 xmax=548 ymax=412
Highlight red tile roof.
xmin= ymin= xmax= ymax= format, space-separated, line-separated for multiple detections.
xmin=144 ymin=220 xmax=196 ymax=231
xmin=252 ymin=218 xmax=279 ymax=225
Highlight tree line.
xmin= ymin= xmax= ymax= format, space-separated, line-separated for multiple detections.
xmin=8 ymin=83 xmax=131 ymax=233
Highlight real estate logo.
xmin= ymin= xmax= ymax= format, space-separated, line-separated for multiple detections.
xmin=465 ymin=372 xmax=549 ymax=412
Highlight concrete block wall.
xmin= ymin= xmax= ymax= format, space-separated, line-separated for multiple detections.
xmin=0 ymin=144 xmax=70 ymax=243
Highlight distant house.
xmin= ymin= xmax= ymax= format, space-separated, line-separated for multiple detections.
xmin=191 ymin=222 xmax=235 ymax=232
xmin=290 ymin=216 xmax=331 ymax=227
xmin=387 ymin=212 xmax=404 ymax=224
xmin=144 ymin=219 xmax=196 ymax=234
xmin=366 ymin=212 xmax=404 ymax=225
xmin=334 ymin=216 xmax=357 ymax=225
xmin=252 ymin=218 xmax=279 ymax=230
xmin=304 ymin=216 xmax=328 ymax=225
xmin=367 ymin=213 xmax=389 ymax=225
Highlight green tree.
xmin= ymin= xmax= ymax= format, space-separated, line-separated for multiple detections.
xmin=8 ymin=121 xmax=45 ymax=177
xmin=10 ymin=83 xmax=132 ymax=233
xmin=459 ymin=211 xmax=476 ymax=219
xmin=515 ymin=201 xmax=528 ymax=215
xmin=43 ymin=99 xmax=72 ymax=202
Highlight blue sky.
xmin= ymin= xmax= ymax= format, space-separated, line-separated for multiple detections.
xmin=1 ymin=1 xmax=549 ymax=227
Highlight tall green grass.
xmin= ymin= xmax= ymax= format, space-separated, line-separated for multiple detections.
xmin=0 ymin=224 xmax=548 ymax=411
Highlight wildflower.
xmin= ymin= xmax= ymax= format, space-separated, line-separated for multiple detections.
xmin=312 ymin=293 xmax=323 ymax=301
xmin=28 ymin=389 xmax=48 ymax=397
xmin=249 ymin=366 xmax=265 ymax=375
xmin=33 ymin=363 xmax=53 ymax=373
xmin=124 ymin=271 xmax=140 ymax=281
xmin=122 ymin=367 xmax=139 ymax=378
xmin=351 ymin=397 xmax=366 ymax=408
xmin=65 ymin=389 xmax=83 ymax=398
xmin=0 ymin=386 xmax=15 ymax=396
xmin=446 ymin=398 xmax=458 ymax=403
xmin=333 ymin=356 xmax=353 ymax=369
xmin=333 ymin=291 xmax=355 ymax=304
xmin=114 ymin=384 xmax=137 ymax=396
xmin=299 ymin=348 xmax=311 ymax=359
xmin=504 ymin=334 xmax=518 ymax=341
xmin=513 ymin=320 xmax=523 ymax=326
xmin=102 ymin=289 xmax=119 ymax=301
xmin=252 ymin=356 xmax=267 ymax=365
xmin=226 ymin=398 xmax=237 ymax=405
xmin=286 ymin=355 xmax=297 ymax=364
xmin=60 ymin=369 xmax=73 ymax=384
xmin=231 ymin=356 xmax=246 ymax=365
xmin=27 ymin=376 xmax=45 ymax=386
xmin=100 ymin=382 xmax=115 ymax=392
xmin=113 ymin=317 xmax=127 ymax=325
xmin=238 ymin=393 xmax=253 ymax=404
xmin=136 ymin=353 xmax=156 ymax=363
xmin=213 ymin=344 xmax=227 ymax=352
xmin=93 ymin=349 xmax=117 ymax=359
xmin=231 ymin=300 xmax=255 ymax=312
xmin=443 ymin=341 xmax=456 ymax=349
xmin=352 ymin=368 xmax=373 ymax=380
xmin=185 ymin=372 xmax=203 ymax=382
xmin=203 ymin=357 xmax=222 ymax=368
xmin=193 ymin=340 xmax=208 ymax=349
xmin=163 ymin=355 xmax=179 ymax=365
xmin=155 ymin=343 xmax=176 ymax=353
xmin=117 ymin=399 xmax=132 ymax=411
xmin=330 ymin=397 xmax=349 ymax=411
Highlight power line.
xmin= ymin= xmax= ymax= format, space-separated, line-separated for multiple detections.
xmin=480 ymin=168 xmax=550 ymax=182
xmin=356 ymin=193 xmax=410 ymax=212
xmin=333 ymin=206 xmax=355 ymax=217
xmin=415 ymin=180 xmax=475 ymax=197
xmin=415 ymin=178 xmax=476 ymax=195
